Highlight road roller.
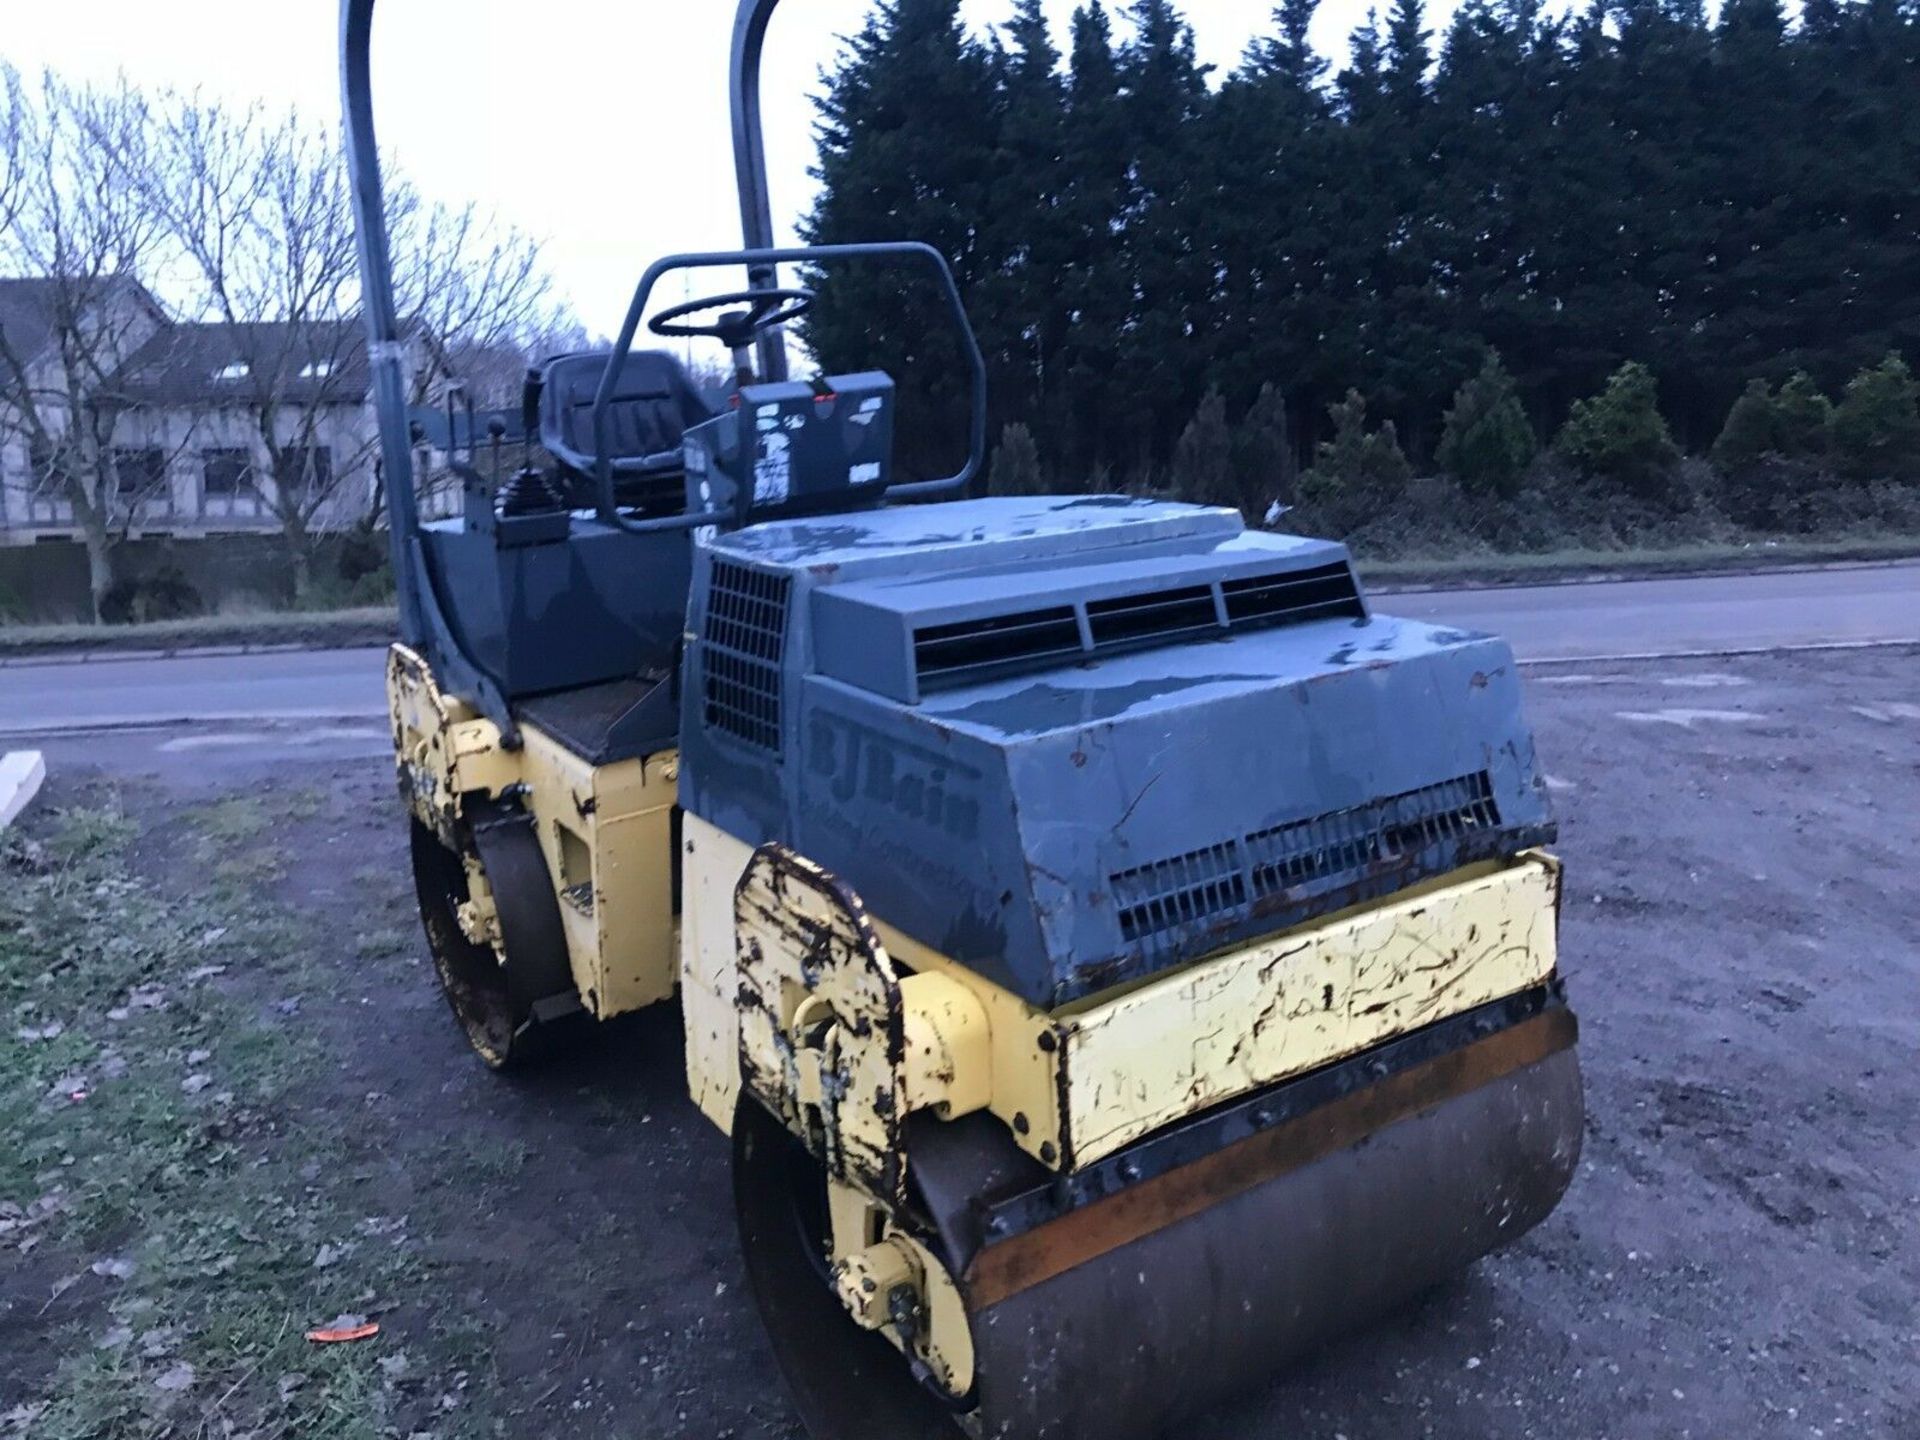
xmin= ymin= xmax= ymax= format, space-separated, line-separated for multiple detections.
xmin=344 ymin=3 xmax=1583 ymax=1434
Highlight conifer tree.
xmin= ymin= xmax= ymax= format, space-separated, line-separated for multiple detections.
xmin=802 ymin=0 xmax=1000 ymax=480
xmin=1231 ymin=382 xmax=1298 ymax=515
xmin=1557 ymin=363 xmax=1682 ymax=504
xmin=1438 ymin=353 xmax=1537 ymax=498
xmin=983 ymin=0 xmax=1070 ymax=435
xmin=1832 ymin=354 xmax=1920 ymax=481
xmin=1301 ymin=391 xmax=1413 ymax=502
xmin=1772 ymin=372 xmax=1834 ymax=460
xmin=1172 ymin=389 xmax=1235 ymax=509
xmin=796 ymin=0 xmax=1920 ymax=512
xmin=988 ymin=422 xmax=1045 ymax=496
xmin=1711 ymin=380 xmax=1780 ymax=475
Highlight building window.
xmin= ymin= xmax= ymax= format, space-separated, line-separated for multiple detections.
xmin=26 ymin=438 xmax=71 ymax=495
xmin=111 ymin=447 xmax=171 ymax=515
xmin=299 ymin=360 xmax=334 ymax=380
xmin=22 ymin=439 xmax=72 ymax=524
xmin=213 ymin=361 xmax=250 ymax=382
xmin=202 ymin=448 xmax=254 ymax=497
xmin=280 ymin=445 xmax=334 ymax=501
xmin=202 ymin=448 xmax=263 ymax=518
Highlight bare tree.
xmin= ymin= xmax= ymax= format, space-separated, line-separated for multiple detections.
xmin=140 ymin=92 xmax=565 ymax=598
xmin=393 ymin=195 xmax=563 ymax=403
xmin=0 ymin=66 xmax=23 ymax=236
xmin=0 ymin=71 xmax=182 ymax=619
xmin=132 ymin=98 xmax=378 ymax=597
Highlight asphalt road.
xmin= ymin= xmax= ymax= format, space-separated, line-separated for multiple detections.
xmin=2 ymin=562 xmax=1915 ymax=735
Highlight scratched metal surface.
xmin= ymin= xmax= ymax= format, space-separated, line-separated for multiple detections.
xmin=679 ymin=496 xmax=1556 ymax=1008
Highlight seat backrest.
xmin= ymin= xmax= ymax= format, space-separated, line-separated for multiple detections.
xmin=539 ymin=350 xmax=716 ymax=477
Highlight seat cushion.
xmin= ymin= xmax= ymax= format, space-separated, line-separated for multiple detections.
xmin=539 ymin=350 xmax=717 ymax=478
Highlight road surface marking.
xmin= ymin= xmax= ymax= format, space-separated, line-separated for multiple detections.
xmin=1661 ymin=674 xmax=1751 ymax=689
xmin=159 ymin=728 xmax=387 ymax=753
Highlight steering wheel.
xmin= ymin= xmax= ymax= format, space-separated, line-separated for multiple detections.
xmin=649 ymin=287 xmax=815 ymax=350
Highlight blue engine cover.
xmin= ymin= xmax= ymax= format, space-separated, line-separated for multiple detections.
xmin=679 ymin=497 xmax=1554 ymax=1009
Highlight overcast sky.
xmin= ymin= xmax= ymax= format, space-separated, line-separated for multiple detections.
xmin=4 ymin=1 xmax=1399 ymax=336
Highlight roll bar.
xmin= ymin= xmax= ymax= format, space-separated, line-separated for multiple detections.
xmin=341 ymin=0 xmax=426 ymax=648
xmin=731 ymin=0 xmax=788 ymax=383
xmin=344 ymin=0 xmax=989 ymax=626
xmin=589 ymin=241 xmax=989 ymax=534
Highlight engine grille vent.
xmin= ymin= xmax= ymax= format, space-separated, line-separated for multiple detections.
xmin=1246 ymin=772 xmax=1502 ymax=898
xmin=1086 ymin=585 xmax=1220 ymax=649
xmin=703 ymin=560 xmax=792 ymax=754
xmin=916 ymin=607 xmax=1083 ymax=691
xmin=1222 ymin=561 xmax=1366 ymax=629
xmin=1111 ymin=771 xmax=1502 ymax=942
xmin=912 ymin=561 xmax=1364 ymax=696
xmin=1114 ymin=840 xmax=1248 ymax=943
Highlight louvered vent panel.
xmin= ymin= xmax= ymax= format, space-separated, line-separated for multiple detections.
xmin=1114 ymin=841 xmax=1248 ymax=943
xmin=916 ymin=607 xmax=1083 ymax=693
xmin=909 ymin=562 xmax=1364 ymax=696
xmin=1085 ymin=585 xmax=1221 ymax=649
xmin=1110 ymin=772 xmax=1503 ymax=942
xmin=1246 ymin=772 xmax=1501 ymax=898
xmin=1222 ymin=561 xmax=1364 ymax=631
xmin=703 ymin=560 xmax=791 ymax=754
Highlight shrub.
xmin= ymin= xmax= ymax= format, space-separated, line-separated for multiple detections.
xmin=1555 ymin=361 xmax=1682 ymax=505
xmin=1831 ymin=353 xmax=1920 ymax=481
xmin=1172 ymin=389 xmax=1235 ymax=510
xmin=1711 ymin=379 xmax=1782 ymax=474
xmin=986 ymin=421 xmax=1044 ymax=496
xmin=1708 ymin=372 xmax=1840 ymax=530
xmin=1437 ymin=352 xmax=1537 ymax=499
xmin=334 ymin=528 xmax=390 ymax=585
xmin=1300 ymin=390 xmax=1412 ymax=503
xmin=99 ymin=565 xmax=205 ymax=625
xmin=1772 ymin=371 xmax=1835 ymax=459
xmin=1716 ymin=453 xmax=1822 ymax=532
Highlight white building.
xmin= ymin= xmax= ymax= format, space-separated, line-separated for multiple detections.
xmin=0 ymin=276 xmax=444 ymax=547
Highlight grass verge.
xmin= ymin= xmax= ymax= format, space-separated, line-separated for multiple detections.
xmin=0 ymin=794 xmax=477 ymax=1440
xmin=0 ymin=608 xmax=397 ymax=660
xmin=1360 ymin=532 xmax=1920 ymax=588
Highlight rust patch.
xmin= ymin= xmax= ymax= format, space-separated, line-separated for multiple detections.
xmin=962 ymin=1008 xmax=1577 ymax=1311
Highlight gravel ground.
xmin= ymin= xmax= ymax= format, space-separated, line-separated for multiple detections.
xmin=7 ymin=645 xmax=1917 ymax=1439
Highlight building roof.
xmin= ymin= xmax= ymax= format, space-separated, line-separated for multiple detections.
xmin=0 ymin=279 xmax=59 ymax=365
xmin=115 ymin=319 xmax=373 ymax=406
xmin=0 ymin=274 xmax=161 ymax=368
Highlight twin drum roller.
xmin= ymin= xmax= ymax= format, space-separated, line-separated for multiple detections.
xmin=345 ymin=2 xmax=1583 ymax=1433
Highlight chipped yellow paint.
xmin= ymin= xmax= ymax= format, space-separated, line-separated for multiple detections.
xmin=1059 ymin=852 xmax=1563 ymax=1164
xmin=872 ymin=919 xmax=1065 ymax=1168
xmin=386 ymin=645 xmax=679 ymax=1022
xmin=824 ymin=1180 xmax=977 ymax=1398
xmin=736 ymin=846 xmax=912 ymax=1206
xmin=898 ymin=971 xmax=993 ymax=1120
xmin=875 ymin=853 xmax=1561 ymax=1171
xmin=681 ymin=813 xmax=757 ymax=1131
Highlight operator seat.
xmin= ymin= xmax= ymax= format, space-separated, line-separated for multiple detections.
xmin=537 ymin=350 xmax=718 ymax=515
